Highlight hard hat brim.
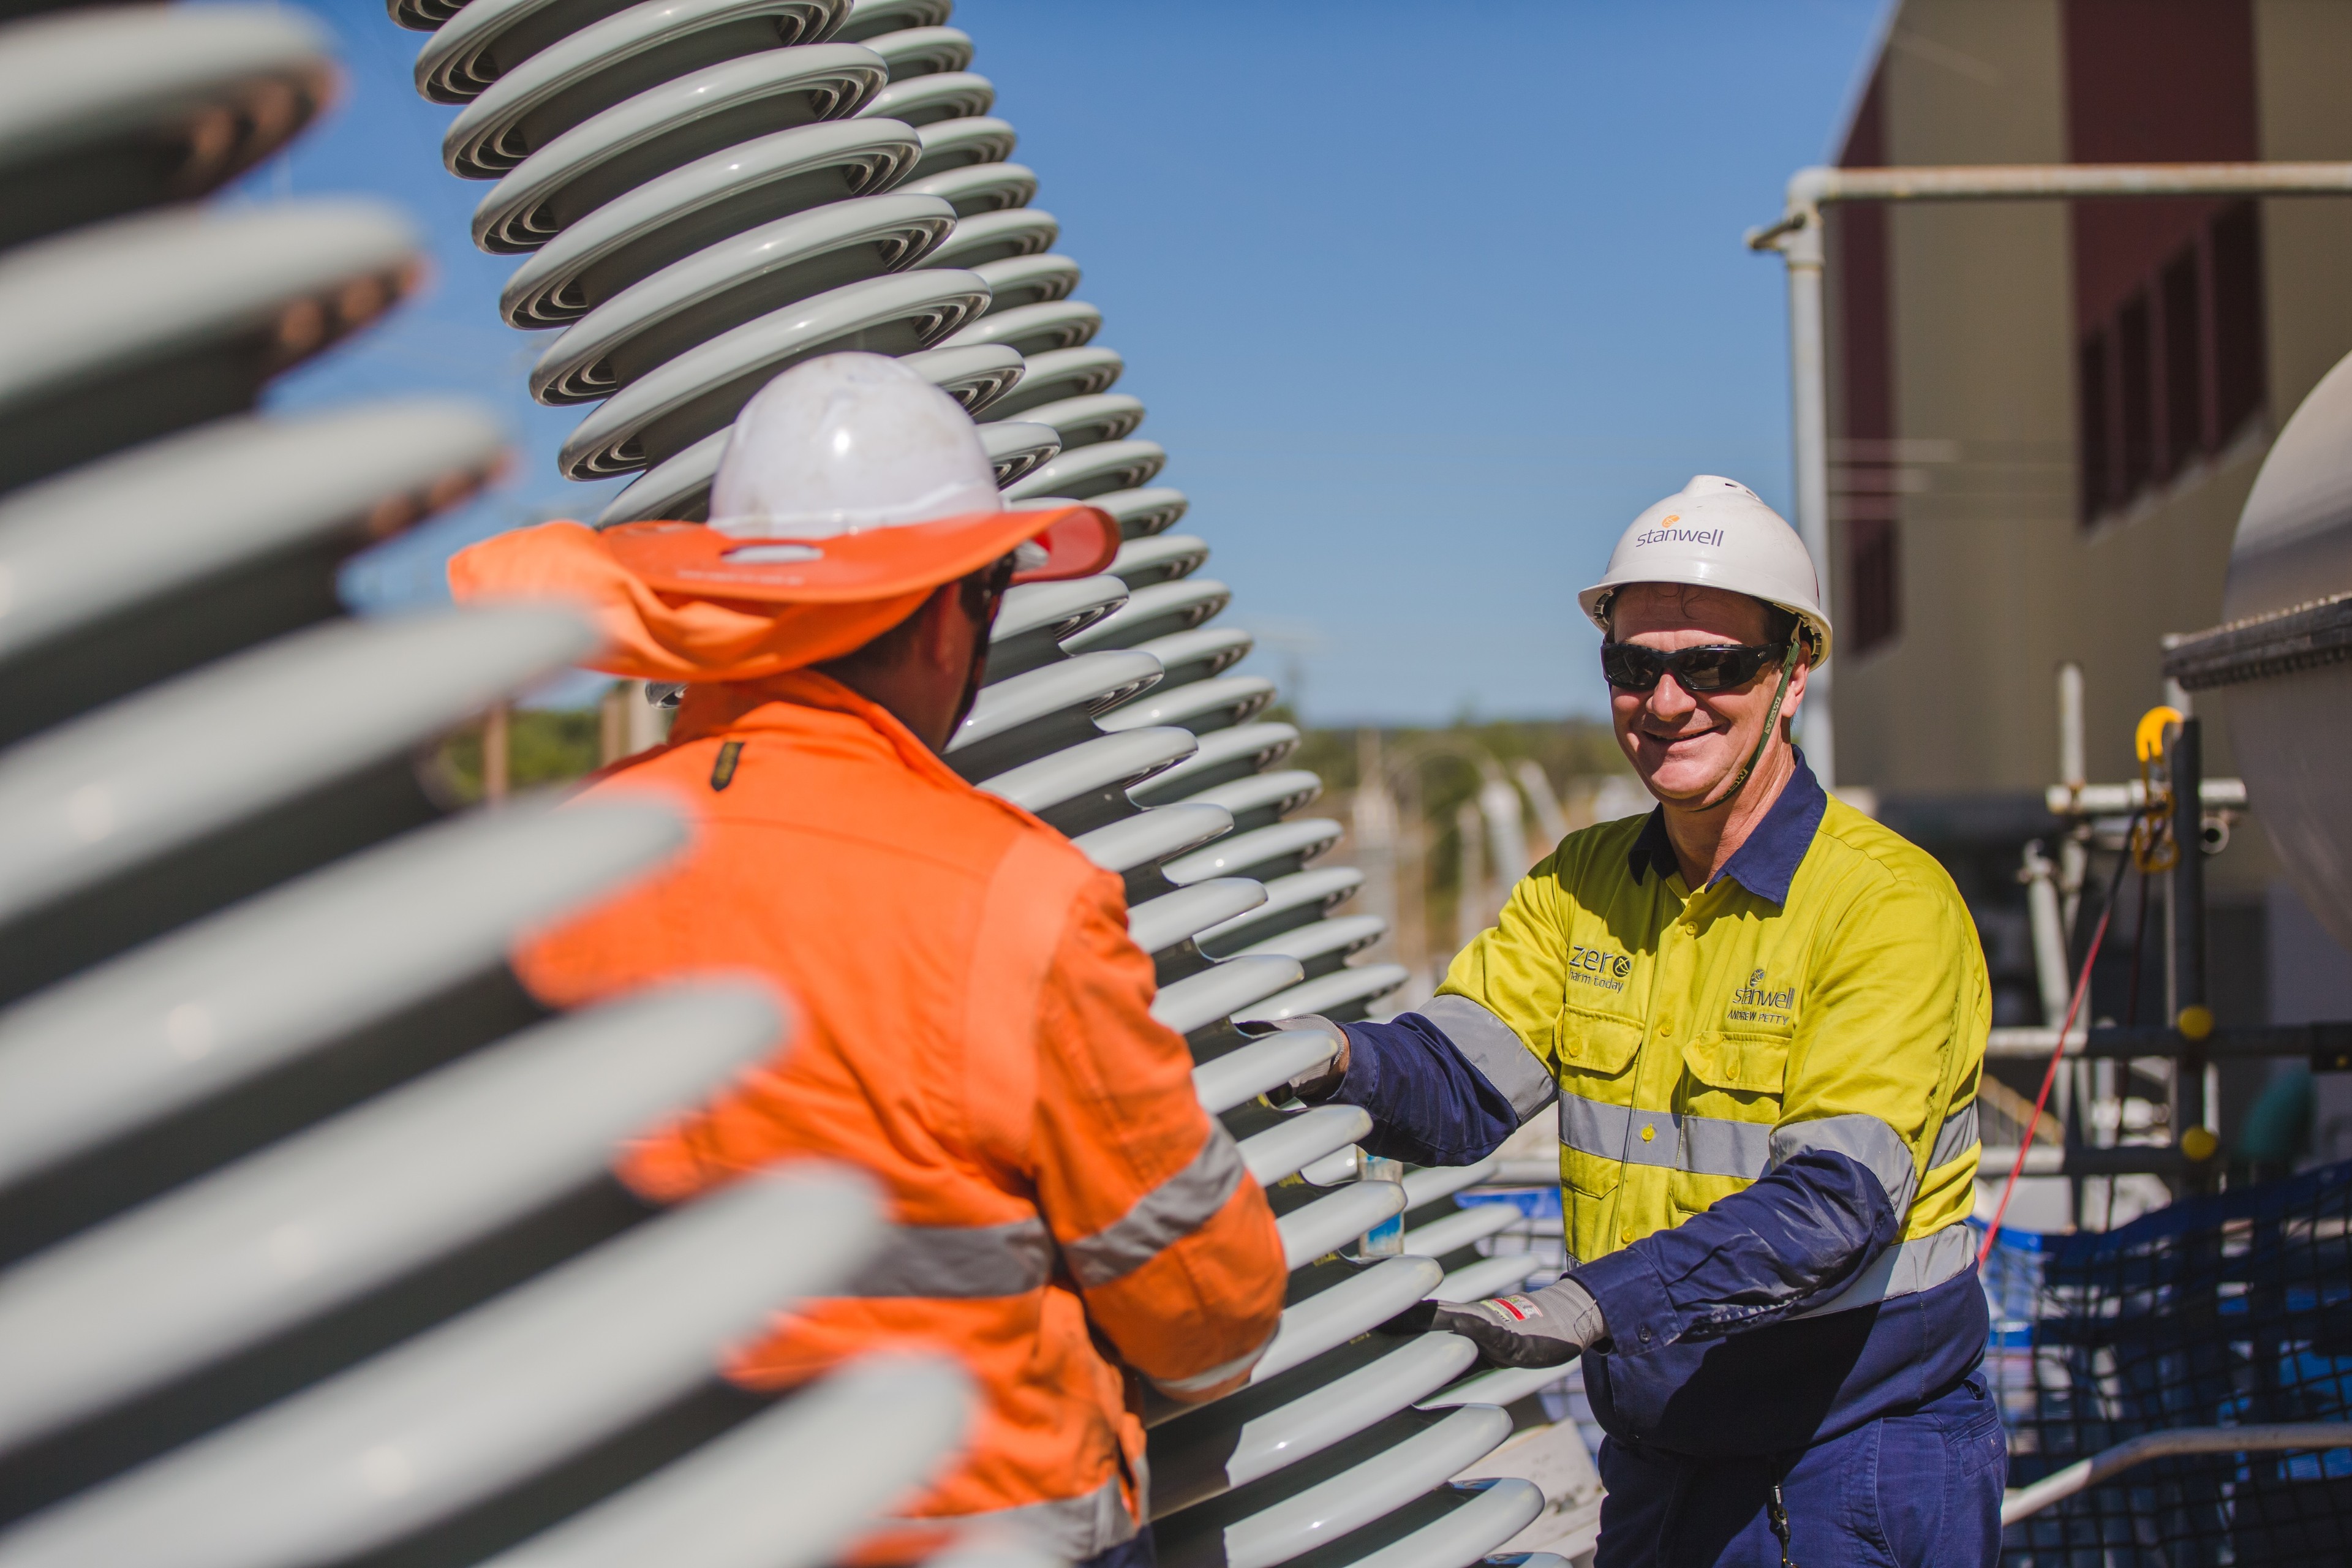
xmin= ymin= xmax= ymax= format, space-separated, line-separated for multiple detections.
xmin=601 ymin=504 xmax=1119 ymax=605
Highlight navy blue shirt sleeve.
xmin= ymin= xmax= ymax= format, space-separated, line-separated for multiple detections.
xmin=1303 ymin=1013 xmax=1520 ymax=1167
xmin=1569 ymin=1148 xmax=1901 ymax=1355
xmin=1305 ymin=1012 xmax=1902 ymax=1360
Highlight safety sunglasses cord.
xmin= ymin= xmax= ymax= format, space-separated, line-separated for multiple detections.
xmin=1707 ymin=641 xmax=1801 ymax=812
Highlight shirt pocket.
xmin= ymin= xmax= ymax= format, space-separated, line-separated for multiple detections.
xmin=1558 ymin=1005 xmax=1645 ymax=1076
xmin=1679 ymin=1031 xmax=1790 ymax=1106
xmin=1668 ymin=1170 xmax=1752 ymax=1224
xmin=1668 ymin=1032 xmax=1787 ymax=1220
xmin=1556 ymin=1005 xmax=1645 ymax=1200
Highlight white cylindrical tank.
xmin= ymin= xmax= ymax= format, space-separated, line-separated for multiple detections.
xmin=2177 ymin=349 xmax=2352 ymax=951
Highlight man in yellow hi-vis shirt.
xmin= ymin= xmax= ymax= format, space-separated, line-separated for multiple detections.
xmin=1289 ymin=477 xmax=2001 ymax=1567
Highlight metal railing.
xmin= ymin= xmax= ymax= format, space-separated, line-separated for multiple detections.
xmin=2001 ymin=1424 xmax=2352 ymax=1526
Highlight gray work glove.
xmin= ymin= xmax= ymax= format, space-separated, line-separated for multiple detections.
xmin=1265 ymin=1013 xmax=1349 ymax=1100
xmin=1384 ymin=1277 xmax=1608 ymax=1370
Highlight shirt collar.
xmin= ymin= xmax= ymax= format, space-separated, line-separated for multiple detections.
xmin=1627 ymin=807 xmax=1679 ymax=889
xmin=668 ymin=669 xmax=967 ymax=791
xmin=1624 ymin=750 xmax=1828 ymax=907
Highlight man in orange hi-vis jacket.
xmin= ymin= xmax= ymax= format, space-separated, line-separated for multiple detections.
xmin=450 ymin=353 xmax=1287 ymax=1564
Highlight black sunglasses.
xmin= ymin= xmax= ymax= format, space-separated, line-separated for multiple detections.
xmin=1600 ymin=640 xmax=1791 ymax=693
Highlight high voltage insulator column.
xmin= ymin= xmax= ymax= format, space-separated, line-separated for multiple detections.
xmin=0 ymin=7 xmax=971 ymax=1567
xmin=390 ymin=1 xmax=1566 ymax=1563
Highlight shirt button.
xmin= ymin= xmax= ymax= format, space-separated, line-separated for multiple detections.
xmin=1639 ymin=1125 xmax=1656 ymax=1143
xmin=1657 ymin=1023 xmax=1673 ymax=1039
xmin=1620 ymin=1226 xmax=1634 ymax=1244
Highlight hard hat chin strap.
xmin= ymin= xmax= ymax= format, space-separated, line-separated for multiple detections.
xmin=1703 ymin=639 xmax=1802 ymax=813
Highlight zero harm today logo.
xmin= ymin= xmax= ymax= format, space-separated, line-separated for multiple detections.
xmin=1728 ymin=967 xmax=1795 ymax=1025
xmin=1569 ymin=942 xmax=1632 ymax=993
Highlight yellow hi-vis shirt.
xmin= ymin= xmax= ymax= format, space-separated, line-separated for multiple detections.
xmin=1430 ymin=783 xmax=1987 ymax=1288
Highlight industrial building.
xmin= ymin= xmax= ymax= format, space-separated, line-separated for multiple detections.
xmin=1819 ymin=0 xmax=2352 ymax=1092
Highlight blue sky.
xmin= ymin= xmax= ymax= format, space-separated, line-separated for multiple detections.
xmin=243 ymin=0 xmax=1887 ymax=722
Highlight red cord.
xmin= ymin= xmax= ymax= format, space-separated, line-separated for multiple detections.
xmin=1978 ymin=896 xmax=2118 ymax=1267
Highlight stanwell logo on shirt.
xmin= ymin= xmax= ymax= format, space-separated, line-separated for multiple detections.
xmin=1728 ymin=967 xmax=1796 ymax=1026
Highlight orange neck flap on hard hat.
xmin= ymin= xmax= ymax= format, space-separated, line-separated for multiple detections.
xmin=448 ymin=521 xmax=929 ymax=683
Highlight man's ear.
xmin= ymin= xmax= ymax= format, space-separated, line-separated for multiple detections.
xmin=1777 ymin=654 xmax=1809 ymax=737
xmin=911 ymin=581 xmax=967 ymax=672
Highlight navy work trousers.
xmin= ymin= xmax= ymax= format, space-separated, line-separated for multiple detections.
xmin=1591 ymin=1373 xmax=2006 ymax=1567
xmin=1076 ymin=1527 xmax=1154 ymax=1568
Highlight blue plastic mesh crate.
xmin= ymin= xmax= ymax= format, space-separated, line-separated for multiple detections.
xmin=1991 ymin=1162 xmax=2352 ymax=1566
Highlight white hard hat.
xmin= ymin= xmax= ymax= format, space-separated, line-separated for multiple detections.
xmin=708 ymin=351 xmax=1000 ymax=539
xmin=601 ymin=352 xmax=1117 ymax=601
xmin=1577 ymin=475 xmax=1834 ymax=667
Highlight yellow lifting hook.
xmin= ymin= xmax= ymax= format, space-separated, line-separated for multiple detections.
xmin=2132 ymin=705 xmax=2184 ymax=873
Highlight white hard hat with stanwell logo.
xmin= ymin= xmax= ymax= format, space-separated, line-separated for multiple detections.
xmin=1576 ymin=475 xmax=1834 ymax=668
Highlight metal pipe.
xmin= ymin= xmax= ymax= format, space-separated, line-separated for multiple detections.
xmin=2019 ymin=842 xmax=2071 ymax=1027
xmin=2045 ymin=777 xmax=2245 ymax=815
xmin=2169 ymin=718 xmax=2212 ymax=1148
xmin=1986 ymin=1027 xmax=2090 ymax=1058
xmin=1779 ymin=212 xmax=1834 ymax=785
xmin=2053 ymin=660 xmax=2091 ymax=1046
xmin=2000 ymin=1423 xmax=2352 ymax=1526
xmin=1784 ymin=160 xmax=2352 ymax=208
xmin=2018 ymin=840 xmax=2076 ymax=1161
xmin=1978 ymin=1145 xmax=2185 ymax=1177
xmin=2056 ymin=662 xmax=2084 ymax=794
xmin=1747 ymin=161 xmax=2352 ymax=799
xmin=2059 ymin=834 xmax=2088 ymax=957
xmin=1991 ymin=1019 xmax=2351 ymax=1061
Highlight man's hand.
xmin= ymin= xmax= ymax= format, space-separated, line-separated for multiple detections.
xmin=1383 ymin=1278 xmax=1607 ymax=1370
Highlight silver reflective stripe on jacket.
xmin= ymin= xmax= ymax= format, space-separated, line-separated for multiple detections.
xmin=835 ymin=1216 xmax=1057 ymax=1298
xmin=889 ymin=1471 xmax=1135 ymax=1558
xmin=1770 ymin=1112 xmax=1918 ymax=1212
xmin=1557 ymin=1091 xmax=1771 ymax=1178
xmin=1792 ymin=1221 xmax=1977 ymax=1319
xmin=829 ymin=1123 xmax=1262 ymax=1299
xmin=1929 ymin=1098 xmax=1980 ymax=1168
xmin=1423 ymin=993 xmax=1558 ymax=1124
xmin=1064 ymin=1123 xmax=1246 ymax=1288
xmin=1558 ymin=1092 xmax=1980 ymax=1197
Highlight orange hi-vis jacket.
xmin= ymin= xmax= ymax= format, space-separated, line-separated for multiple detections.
xmin=516 ymin=671 xmax=1287 ymax=1558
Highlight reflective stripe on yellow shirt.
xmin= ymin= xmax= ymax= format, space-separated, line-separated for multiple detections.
xmin=1437 ymin=783 xmax=1989 ymax=1297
